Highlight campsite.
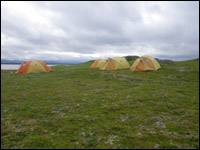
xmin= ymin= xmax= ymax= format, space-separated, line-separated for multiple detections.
xmin=1 ymin=57 xmax=199 ymax=149
xmin=1 ymin=1 xmax=199 ymax=149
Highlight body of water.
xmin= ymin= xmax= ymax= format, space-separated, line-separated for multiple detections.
xmin=1 ymin=64 xmax=57 ymax=70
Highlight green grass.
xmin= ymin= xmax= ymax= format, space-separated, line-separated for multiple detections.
xmin=1 ymin=59 xmax=199 ymax=149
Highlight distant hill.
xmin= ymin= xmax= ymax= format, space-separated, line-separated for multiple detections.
xmin=124 ymin=55 xmax=139 ymax=61
xmin=192 ymin=58 xmax=199 ymax=61
xmin=123 ymin=56 xmax=174 ymax=63
xmin=2 ymin=57 xmax=198 ymax=65
xmin=1 ymin=59 xmax=23 ymax=64
xmin=155 ymin=58 xmax=174 ymax=64
xmin=44 ymin=60 xmax=84 ymax=64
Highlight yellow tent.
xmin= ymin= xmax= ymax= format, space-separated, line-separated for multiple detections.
xmin=99 ymin=57 xmax=130 ymax=70
xmin=130 ymin=55 xmax=161 ymax=71
xmin=96 ymin=59 xmax=107 ymax=68
xmin=90 ymin=59 xmax=106 ymax=68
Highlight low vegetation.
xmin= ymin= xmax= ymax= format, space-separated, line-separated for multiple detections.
xmin=1 ymin=59 xmax=199 ymax=149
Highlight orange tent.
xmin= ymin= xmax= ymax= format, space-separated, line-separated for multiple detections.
xmin=16 ymin=60 xmax=52 ymax=74
xmin=90 ymin=60 xmax=99 ymax=68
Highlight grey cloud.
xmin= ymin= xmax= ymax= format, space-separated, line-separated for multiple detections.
xmin=1 ymin=1 xmax=199 ymax=61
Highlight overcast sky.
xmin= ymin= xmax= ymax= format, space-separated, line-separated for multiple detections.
xmin=1 ymin=1 xmax=199 ymax=62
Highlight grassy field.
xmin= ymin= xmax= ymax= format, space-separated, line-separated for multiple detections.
xmin=1 ymin=59 xmax=199 ymax=149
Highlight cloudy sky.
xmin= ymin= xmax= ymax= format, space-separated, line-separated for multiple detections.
xmin=1 ymin=1 xmax=199 ymax=62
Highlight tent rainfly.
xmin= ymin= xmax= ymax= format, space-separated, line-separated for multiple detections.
xmin=15 ymin=60 xmax=52 ymax=74
xmin=130 ymin=55 xmax=161 ymax=71
xmin=90 ymin=59 xmax=106 ymax=68
xmin=99 ymin=57 xmax=130 ymax=70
